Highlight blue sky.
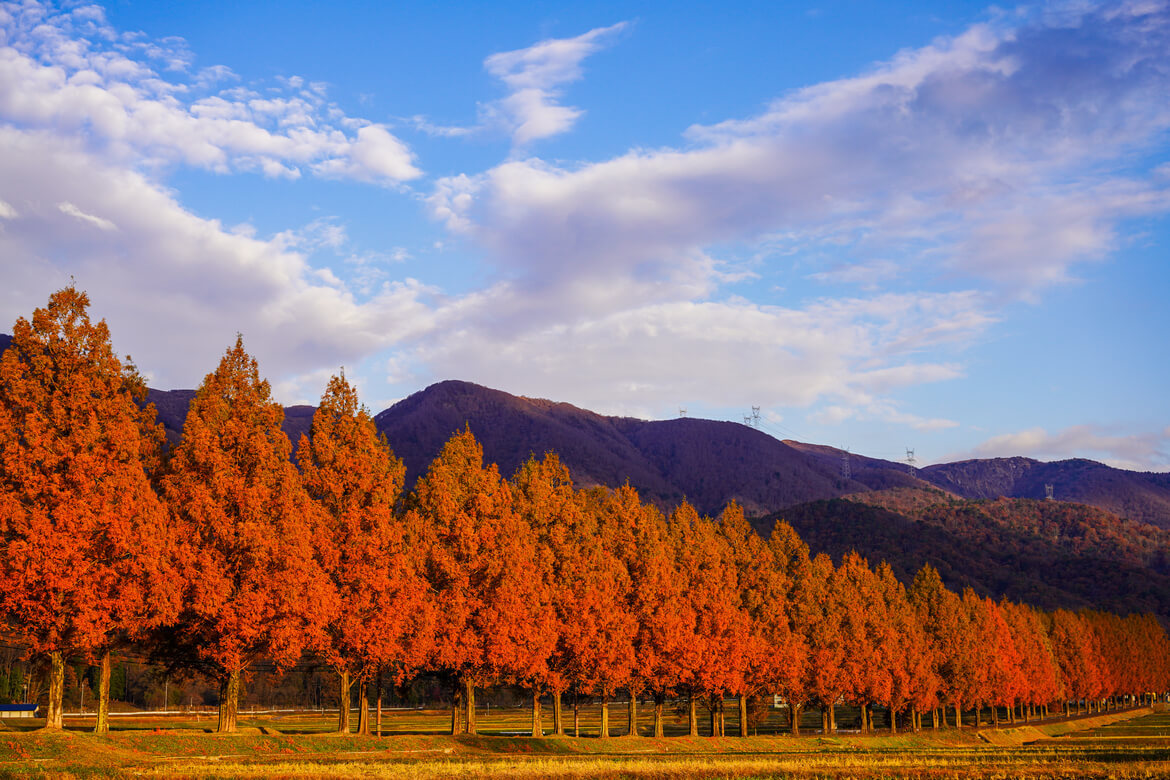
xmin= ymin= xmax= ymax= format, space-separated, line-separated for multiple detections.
xmin=1 ymin=0 xmax=1168 ymax=471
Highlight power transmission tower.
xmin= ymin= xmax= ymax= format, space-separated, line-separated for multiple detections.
xmin=841 ymin=447 xmax=851 ymax=480
xmin=743 ymin=414 xmax=753 ymax=426
xmin=905 ymin=448 xmax=917 ymax=477
xmin=751 ymin=406 xmax=761 ymax=428
xmin=679 ymin=407 xmax=687 ymax=418
xmin=1045 ymin=483 xmax=1054 ymax=501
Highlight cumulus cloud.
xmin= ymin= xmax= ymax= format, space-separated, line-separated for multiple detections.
xmin=0 ymin=128 xmax=436 ymax=392
xmin=433 ymin=3 xmax=1170 ymax=292
xmin=961 ymin=424 xmax=1170 ymax=472
xmin=415 ymin=2 xmax=1170 ymax=427
xmin=0 ymin=1 xmax=421 ymax=183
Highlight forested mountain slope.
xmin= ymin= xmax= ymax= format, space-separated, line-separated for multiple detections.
xmin=761 ymin=488 xmax=1170 ymax=621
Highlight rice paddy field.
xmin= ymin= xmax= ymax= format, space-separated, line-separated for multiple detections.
xmin=0 ymin=704 xmax=1166 ymax=778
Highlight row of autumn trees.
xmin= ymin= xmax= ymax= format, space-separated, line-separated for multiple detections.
xmin=2 ymin=288 xmax=1169 ymax=737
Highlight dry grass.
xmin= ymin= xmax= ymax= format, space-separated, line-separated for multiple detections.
xmin=0 ymin=706 xmax=1166 ymax=778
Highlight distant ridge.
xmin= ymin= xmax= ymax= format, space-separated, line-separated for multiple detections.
xmin=1 ymin=333 xmax=1168 ymax=526
xmin=371 ymin=379 xmax=890 ymax=516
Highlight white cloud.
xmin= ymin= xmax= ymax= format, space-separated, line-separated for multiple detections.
xmin=415 ymin=22 xmax=627 ymax=146
xmin=0 ymin=2 xmax=421 ymax=184
xmin=961 ymin=424 xmax=1170 ymax=472
xmin=0 ymin=199 xmax=17 ymax=219
xmin=433 ymin=3 xmax=1170 ymax=294
xmin=57 ymin=201 xmax=116 ymax=231
xmin=402 ymin=287 xmax=990 ymax=420
xmin=0 ymin=128 xmax=436 ymax=392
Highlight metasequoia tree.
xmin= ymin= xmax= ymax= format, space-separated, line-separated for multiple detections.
xmin=623 ymin=497 xmax=698 ymax=738
xmin=767 ymin=521 xmax=813 ymax=735
xmin=717 ymin=503 xmax=801 ymax=737
xmin=671 ymin=502 xmax=750 ymax=738
xmin=0 ymin=287 xmax=179 ymax=732
xmin=411 ymin=428 xmax=555 ymax=735
xmin=834 ymin=551 xmax=883 ymax=732
xmin=511 ymin=453 xmax=580 ymax=737
xmin=873 ymin=562 xmax=930 ymax=733
xmin=1001 ymin=600 xmax=1060 ymax=721
xmin=909 ymin=565 xmax=972 ymax=728
xmin=562 ymin=486 xmax=637 ymax=737
xmin=299 ymin=373 xmax=428 ymax=735
xmin=804 ymin=552 xmax=848 ymax=733
xmin=159 ymin=337 xmax=337 ymax=733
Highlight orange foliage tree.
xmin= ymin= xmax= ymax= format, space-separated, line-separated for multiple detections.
xmin=299 ymin=373 xmax=429 ymax=735
xmin=671 ymin=502 xmax=750 ymax=737
xmin=510 ymin=453 xmax=585 ymax=736
xmin=573 ymin=488 xmax=645 ymax=739
xmin=0 ymin=287 xmax=179 ymax=732
xmin=411 ymin=428 xmax=555 ymax=735
xmin=718 ymin=502 xmax=802 ymax=737
xmin=767 ymin=521 xmax=813 ymax=735
xmin=908 ymin=564 xmax=972 ymax=728
xmin=873 ymin=561 xmax=931 ymax=733
xmin=159 ymin=338 xmax=337 ymax=732
xmin=1001 ymin=600 xmax=1061 ymax=721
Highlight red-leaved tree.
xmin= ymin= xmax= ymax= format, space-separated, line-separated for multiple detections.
xmin=159 ymin=337 xmax=337 ymax=732
xmin=0 ymin=287 xmax=179 ymax=732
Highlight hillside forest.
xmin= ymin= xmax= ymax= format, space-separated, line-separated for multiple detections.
xmin=1 ymin=287 xmax=1168 ymax=737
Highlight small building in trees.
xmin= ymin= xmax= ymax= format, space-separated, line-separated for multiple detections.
xmin=0 ymin=704 xmax=37 ymax=718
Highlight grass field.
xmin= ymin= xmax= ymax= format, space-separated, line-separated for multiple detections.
xmin=0 ymin=704 xmax=1165 ymax=778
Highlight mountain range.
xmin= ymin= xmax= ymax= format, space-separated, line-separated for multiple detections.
xmin=6 ymin=328 xmax=1170 ymax=619
xmin=0 ymin=326 xmax=1167 ymax=529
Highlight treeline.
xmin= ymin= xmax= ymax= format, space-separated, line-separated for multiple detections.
xmin=1 ymin=288 xmax=1168 ymax=738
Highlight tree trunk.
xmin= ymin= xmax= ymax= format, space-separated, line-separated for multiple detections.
xmin=954 ymin=702 xmax=962 ymax=729
xmin=376 ymin=671 xmax=383 ymax=738
xmin=890 ymin=705 xmax=897 ymax=734
xmin=859 ymin=702 xmax=868 ymax=733
xmin=465 ymin=678 xmax=476 ymax=735
xmin=599 ymin=691 xmax=609 ymax=739
xmin=94 ymin=650 xmax=111 ymax=736
xmin=531 ymin=691 xmax=543 ymax=737
xmin=829 ymin=701 xmax=836 ymax=733
xmin=688 ymin=695 xmax=699 ymax=737
xmin=45 ymin=651 xmax=65 ymax=730
xmin=450 ymin=684 xmax=463 ymax=736
xmin=217 ymin=668 xmax=240 ymax=733
xmin=627 ymin=691 xmax=637 ymax=736
xmin=337 ymin=669 xmax=351 ymax=734
xmin=553 ymin=690 xmax=564 ymax=736
xmin=654 ymin=694 xmax=665 ymax=738
xmin=573 ymin=693 xmax=580 ymax=738
xmin=992 ymin=702 xmax=999 ymax=727
xmin=739 ymin=694 xmax=749 ymax=737
xmin=791 ymin=702 xmax=802 ymax=736
xmin=357 ymin=677 xmax=370 ymax=736
xmin=821 ymin=705 xmax=829 ymax=734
